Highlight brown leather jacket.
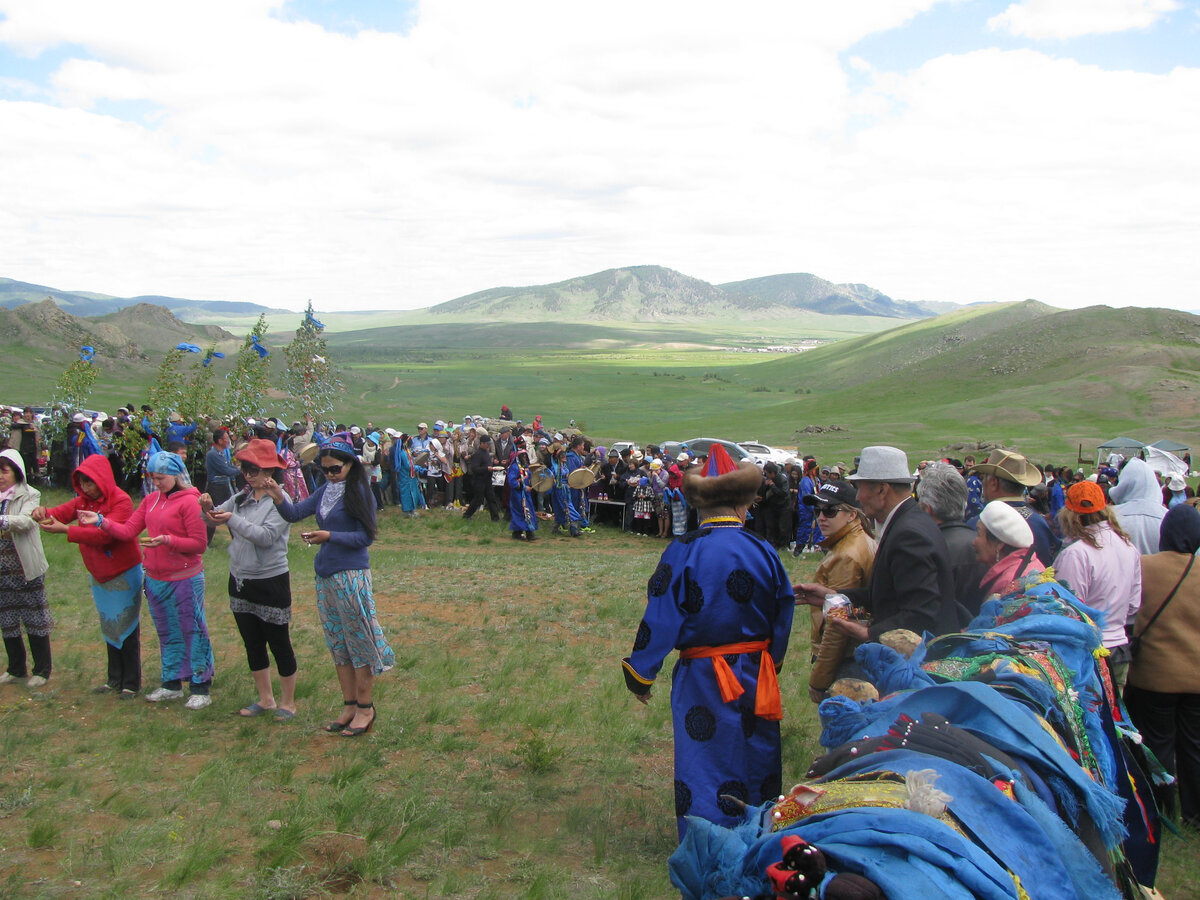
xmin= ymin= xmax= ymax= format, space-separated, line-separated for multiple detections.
xmin=809 ymin=518 xmax=876 ymax=691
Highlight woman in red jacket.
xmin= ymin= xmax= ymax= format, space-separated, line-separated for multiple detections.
xmin=79 ymin=451 xmax=212 ymax=709
xmin=35 ymin=454 xmax=144 ymax=697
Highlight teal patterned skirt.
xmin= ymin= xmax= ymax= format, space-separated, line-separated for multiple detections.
xmin=314 ymin=569 xmax=394 ymax=674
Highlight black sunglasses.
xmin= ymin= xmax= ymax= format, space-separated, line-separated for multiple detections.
xmin=814 ymin=504 xmax=846 ymax=516
xmin=321 ymin=463 xmax=346 ymax=475
xmin=240 ymin=462 xmax=262 ymax=476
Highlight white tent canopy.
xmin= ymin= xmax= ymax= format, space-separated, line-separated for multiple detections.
xmin=1143 ymin=446 xmax=1188 ymax=478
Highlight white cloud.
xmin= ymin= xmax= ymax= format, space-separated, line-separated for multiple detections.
xmin=989 ymin=0 xmax=1181 ymax=40
xmin=0 ymin=0 xmax=1197 ymax=313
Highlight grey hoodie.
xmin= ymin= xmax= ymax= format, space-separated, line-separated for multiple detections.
xmin=213 ymin=490 xmax=291 ymax=580
xmin=1109 ymin=458 xmax=1165 ymax=555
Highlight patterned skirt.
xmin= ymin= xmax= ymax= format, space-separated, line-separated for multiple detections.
xmin=91 ymin=564 xmax=143 ymax=648
xmin=0 ymin=537 xmax=52 ymax=639
xmin=314 ymin=569 xmax=395 ymax=674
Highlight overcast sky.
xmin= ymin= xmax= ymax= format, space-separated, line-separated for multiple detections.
xmin=2 ymin=0 xmax=1197 ymax=313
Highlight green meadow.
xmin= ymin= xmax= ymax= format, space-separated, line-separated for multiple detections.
xmin=10 ymin=300 xmax=1200 ymax=474
xmin=0 ymin=500 xmax=1195 ymax=898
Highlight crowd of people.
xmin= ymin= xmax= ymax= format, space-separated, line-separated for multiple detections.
xmin=622 ymin=440 xmax=1197 ymax=899
xmin=2 ymin=399 xmax=1197 ymax=895
xmin=1 ymin=406 xmax=395 ymax=735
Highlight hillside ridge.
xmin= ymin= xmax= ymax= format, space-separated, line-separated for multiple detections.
xmin=0 ymin=298 xmax=236 ymax=361
xmin=430 ymin=265 xmax=936 ymax=321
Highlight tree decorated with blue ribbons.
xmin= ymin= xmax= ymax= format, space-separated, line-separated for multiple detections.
xmin=179 ymin=344 xmax=222 ymax=425
xmin=282 ymin=300 xmax=341 ymax=422
xmin=147 ymin=347 xmax=188 ymax=433
xmin=43 ymin=345 xmax=102 ymax=447
xmin=225 ymin=314 xmax=272 ymax=424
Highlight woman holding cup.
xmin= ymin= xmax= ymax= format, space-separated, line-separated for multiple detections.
xmin=264 ymin=434 xmax=393 ymax=736
xmin=201 ymin=439 xmax=296 ymax=719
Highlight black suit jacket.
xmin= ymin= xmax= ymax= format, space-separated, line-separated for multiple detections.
xmin=845 ymin=497 xmax=960 ymax=640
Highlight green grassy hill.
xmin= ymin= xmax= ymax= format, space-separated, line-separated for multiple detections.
xmin=685 ymin=302 xmax=1200 ymax=463
xmin=3 ymin=299 xmax=1196 ymax=468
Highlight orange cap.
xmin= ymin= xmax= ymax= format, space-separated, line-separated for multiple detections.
xmin=1065 ymin=480 xmax=1106 ymax=514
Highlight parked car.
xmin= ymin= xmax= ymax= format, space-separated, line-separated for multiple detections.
xmin=610 ymin=440 xmax=638 ymax=457
xmin=661 ymin=438 xmax=755 ymax=465
xmin=738 ymin=441 xmax=794 ymax=467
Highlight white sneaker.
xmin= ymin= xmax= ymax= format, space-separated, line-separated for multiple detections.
xmin=145 ymin=687 xmax=185 ymax=702
xmin=26 ymin=675 xmax=48 ymax=688
xmin=0 ymin=672 xmax=19 ymax=685
xmin=185 ymin=694 xmax=212 ymax=710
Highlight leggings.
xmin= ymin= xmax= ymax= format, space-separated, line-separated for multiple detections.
xmin=4 ymin=634 xmax=51 ymax=679
xmin=232 ymin=612 xmax=297 ymax=677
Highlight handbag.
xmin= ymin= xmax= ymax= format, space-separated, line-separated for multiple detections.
xmin=1129 ymin=554 xmax=1194 ymax=659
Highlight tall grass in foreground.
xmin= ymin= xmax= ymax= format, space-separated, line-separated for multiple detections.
xmin=0 ymin=495 xmax=1194 ymax=898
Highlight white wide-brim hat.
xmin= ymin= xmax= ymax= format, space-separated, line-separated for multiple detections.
xmin=846 ymin=446 xmax=915 ymax=484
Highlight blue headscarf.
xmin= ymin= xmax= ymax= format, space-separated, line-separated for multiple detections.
xmin=147 ymin=451 xmax=188 ymax=477
xmin=1160 ymin=503 xmax=1200 ymax=554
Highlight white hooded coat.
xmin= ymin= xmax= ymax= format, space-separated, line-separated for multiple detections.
xmin=1108 ymin=458 xmax=1166 ymax=555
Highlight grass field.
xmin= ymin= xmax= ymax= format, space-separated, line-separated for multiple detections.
xmin=0 ymin=495 xmax=1195 ymax=899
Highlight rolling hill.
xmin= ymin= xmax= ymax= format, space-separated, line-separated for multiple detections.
xmin=682 ymin=301 xmax=1200 ymax=459
xmin=718 ymin=273 xmax=933 ymax=318
xmin=0 ymin=299 xmax=237 ymax=362
xmin=428 ymin=265 xmax=937 ymax=322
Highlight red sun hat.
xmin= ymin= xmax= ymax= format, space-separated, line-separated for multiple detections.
xmin=235 ymin=438 xmax=288 ymax=470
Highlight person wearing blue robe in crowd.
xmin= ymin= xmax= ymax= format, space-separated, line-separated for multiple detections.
xmin=507 ymin=450 xmax=538 ymax=542
xmin=793 ymin=457 xmax=821 ymax=554
xmin=623 ymin=444 xmax=795 ymax=839
xmin=1049 ymin=466 xmax=1067 ymax=518
xmin=965 ymin=455 xmax=986 ymax=520
xmin=564 ymin=436 xmax=592 ymax=532
xmin=548 ymin=443 xmax=583 ymax=538
xmin=392 ymin=433 xmax=425 ymax=518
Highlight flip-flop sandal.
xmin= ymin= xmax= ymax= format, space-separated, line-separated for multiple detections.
xmin=238 ymin=702 xmax=273 ymax=717
xmin=273 ymin=708 xmax=296 ymax=721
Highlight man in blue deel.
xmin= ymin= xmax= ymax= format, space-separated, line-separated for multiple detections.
xmin=623 ymin=443 xmax=795 ymax=838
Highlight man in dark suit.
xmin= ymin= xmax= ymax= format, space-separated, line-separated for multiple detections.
xmin=796 ymin=445 xmax=960 ymax=642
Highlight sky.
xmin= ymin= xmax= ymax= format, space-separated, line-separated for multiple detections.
xmin=1 ymin=0 xmax=1198 ymax=313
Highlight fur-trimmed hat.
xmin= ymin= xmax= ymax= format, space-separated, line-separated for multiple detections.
xmin=682 ymin=444 xmax=762 ymax=510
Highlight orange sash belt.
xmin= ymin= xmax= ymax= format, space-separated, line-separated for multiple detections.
xmin=679 ymin=640 xmax=782 ymax=721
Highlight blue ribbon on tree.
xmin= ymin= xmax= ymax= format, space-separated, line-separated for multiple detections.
xmin=202 ymin=350 xmax=226 ymax=367
xmin=250 ymin=334 xmax=270 ymax=358
xmin=175 ymin=342 xmax=202 ymax=353
xmin=305 ymin=310 xmax=325 ymax=330
xmin=80 ymin=345 xmax=95 ymax=362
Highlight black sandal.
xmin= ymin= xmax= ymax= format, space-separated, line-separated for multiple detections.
xmin=340 ymin=702 xmax=376 ymax=737
xmin=323 ymin=700 xmax=357 ymax=733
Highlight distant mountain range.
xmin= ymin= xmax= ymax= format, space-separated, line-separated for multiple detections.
xmin=0 ymin=277 xmax=287 ymax=321
xmin=3 ymin=268 xmax=947 ymax=323
xmin=430 ymin=266 xmax=942 ymax=321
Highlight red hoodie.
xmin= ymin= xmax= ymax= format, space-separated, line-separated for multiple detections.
xmin=45 ymin=454 xmax=143 ymax=584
